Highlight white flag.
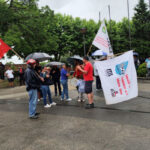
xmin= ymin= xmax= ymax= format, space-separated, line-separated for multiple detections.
xmin=95 ymin=51 xmax=138 ymax=105
xmin=92 ymin=21 xmax=113 ymax=56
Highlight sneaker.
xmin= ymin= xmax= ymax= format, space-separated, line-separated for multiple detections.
xmin=35 ymin=112 xmax=40 ymax=116
xmin=29 ymin=115 xmax=39 ymax=119
xmin=38 ymin=99 xmax=41 ymax=102
xmin=78 ymin=99 xmax=81 ymax=102
xmin=44 ymin=104 xmax=51 ymax=108
xmin=85 ymin=103 xmax=94 ymax=109
xmin=66 ymin=98 xmax=72 ymax=101
xmin=81 ymin=99 xmax=85 ymax=102
xmin=51 ymin=102 xmax=57 ymax=106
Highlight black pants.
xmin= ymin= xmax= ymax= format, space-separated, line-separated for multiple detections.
xmin=54 ymin=80 xmax=61 ymax=96
xmin=96 ymin=76 xmax=101 ymax=89
xmin=19 ymin=74 xmax=25 ymax=86
xmin=0 ymin=72 xmax=4 ymax=80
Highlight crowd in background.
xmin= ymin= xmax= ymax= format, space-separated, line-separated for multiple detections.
xmin=24 ymin=56 xmax=94 ymax=119
xmin=1 ymin=55 xmax=150 ymax=119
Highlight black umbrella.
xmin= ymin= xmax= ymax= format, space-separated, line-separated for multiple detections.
xmin=67 ymin=55 xmax=83 ymax=65
xmin=45 ymin=62 xmax=64 ymax=67
xmin=133 ymin=52 xmax=139 ymax=56
xmin=25 ymin=52 xmax=51 ymax=62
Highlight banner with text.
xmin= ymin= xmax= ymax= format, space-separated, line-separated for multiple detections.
xmin=95 ymin=51 xmax=138 ymax=105
xmin=92 ymin=21 xmax=113 ymax=56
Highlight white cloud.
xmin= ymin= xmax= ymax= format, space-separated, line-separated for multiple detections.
xmin=38 ymin=0 xmax=144 ymax=22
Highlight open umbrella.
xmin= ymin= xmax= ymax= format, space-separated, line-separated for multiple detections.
xmin=25 ymin=52 xmax=51 ymax=62
xmin=133 ymin=52 xmax=139 ymax=56
xmin=45 ymin=62 xmax=64 ymax=67
xmin=92 ymin=50 xmax=107 ymax=56
xmin=67 ymin=55 xmax=83 ymax=65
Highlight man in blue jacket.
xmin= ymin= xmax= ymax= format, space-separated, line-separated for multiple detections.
xmin=24 ymin=59 xmax=44 ymax=119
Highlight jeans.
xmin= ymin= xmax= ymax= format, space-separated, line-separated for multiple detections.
xmin=61 ymin=80 xmax=69 ymax=99
xmin=41 ymin=85 xmax=52 ymax=105
xmin=54 ymin=80 xmax=61 ymax=96
xmin=28 ymin=89 xmax=38 ymax=117
xmin=19 ymin=74 xmax=25 ymax=86
xmin=96 ymin=76 xmax=101 ymax=89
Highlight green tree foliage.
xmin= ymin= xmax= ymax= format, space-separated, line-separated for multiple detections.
xmin=132 ymin=0 xmax=150 ymax=59
xmin=0 ymin=0 xmax=150 ymax=61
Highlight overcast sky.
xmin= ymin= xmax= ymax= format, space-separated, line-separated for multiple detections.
xmin=38 ymin=0 xmax=148 ymax=22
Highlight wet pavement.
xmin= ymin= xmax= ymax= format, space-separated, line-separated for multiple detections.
xmin=0 ymin=80 xmax=150 ymax=150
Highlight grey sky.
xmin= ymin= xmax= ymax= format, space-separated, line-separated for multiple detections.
xmin=38 ymin=0 xmax=149 ymax=22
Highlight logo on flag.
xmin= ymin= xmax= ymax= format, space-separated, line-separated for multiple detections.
xmin=102 ymin=26 xmax=106 ymax=34
xmin=105 ymin=69 xmax=113 ymax=77
xmin=115 ymin=61 xmax=128 ymax=75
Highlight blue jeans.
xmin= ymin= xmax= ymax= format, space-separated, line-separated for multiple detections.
xmin=28 ymin=89 xmax=38 ymax=117
xmin=41 ymin=85 xmax=52 ymax=105
xmin=61 ymin=80 xmax=69 ymax=99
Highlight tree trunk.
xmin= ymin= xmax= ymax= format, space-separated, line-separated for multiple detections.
xmin=9 ymin=0 xmax=14 ymax=8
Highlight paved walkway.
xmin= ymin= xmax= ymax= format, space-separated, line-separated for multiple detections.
xmin=0 ymin=80 xmax=150 ymax=150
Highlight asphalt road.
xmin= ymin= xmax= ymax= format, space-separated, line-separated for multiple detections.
xmin=0 ymin=81 xmax=150 ymax=150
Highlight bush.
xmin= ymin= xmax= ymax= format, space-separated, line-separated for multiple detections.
xmin=137 ymin=63 xmax=147 ymax=77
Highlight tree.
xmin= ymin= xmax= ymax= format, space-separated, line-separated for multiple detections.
xmin=132 ymin=0 xmax=150 ymax=58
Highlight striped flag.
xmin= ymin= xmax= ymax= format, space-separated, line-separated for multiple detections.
xmin=92 ymin=21 xmax=113 ymax=56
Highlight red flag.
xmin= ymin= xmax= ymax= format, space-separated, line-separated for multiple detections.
xmin=0 ymin=39 xmax=12 ymax=59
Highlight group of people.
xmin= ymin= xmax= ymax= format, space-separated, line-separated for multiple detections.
xmin=0 ymin=62 xmax=25 ymax=87
xmin=24 ymin=56 xmax=94 ymax=119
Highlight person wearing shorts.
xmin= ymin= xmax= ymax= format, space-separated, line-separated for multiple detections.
xmin=5 ymin=67 xmax=14 ymax=87
xmin=78 ymin=56 xmax=94 ymax=109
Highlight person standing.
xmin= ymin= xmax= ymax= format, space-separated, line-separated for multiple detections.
xmin=51 ymin=66 xmax=61 ymax=96
xmin=35 ymin=60 xmax=42 ymax=101
xmin=78 ymin=56 xmax=94 ymax=109
xmin=18 ymin=67 xmax=25 ymax=86
xmin=40 ymin=67 xmax=56 ymax=108
xmin=145 ymin=57 xmax=150 ymax=77
xmin=73 ymin=60 xmax=85 ymax=102
xmin=24 ymin=59 xmax=44 ymax=119
xmin=5 ymin=66 xmax=14 ymax=87
xmin=94 ymin=59 xmax=101 ymax=91
xmin=0 ymin=62 xmax=5 ymax=80
xmin=60 ymin=64 xmax=72 ymax=101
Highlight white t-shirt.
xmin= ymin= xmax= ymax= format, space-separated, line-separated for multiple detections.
xmin=5 ymin=70 xmax=14 ymax=79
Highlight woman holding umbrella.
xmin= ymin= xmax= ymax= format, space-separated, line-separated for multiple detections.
xmin=40 ymin=67 xmax=57 ymax=108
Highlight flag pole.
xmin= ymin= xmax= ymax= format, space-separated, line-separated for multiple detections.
xmin=86 ymin=12 xmax=100 ymax=56
xmin=108 ymin=5 xmax=113 ymax=47
xmin=99 ymin=11 xmax=101 ymax=23
xmin=87 ymin=44 xmax=93 ymax=56
xmin=127 ymin=0 xmax=132 ymax=49
xmin=11 ymin=49 xmax=24 ymax=62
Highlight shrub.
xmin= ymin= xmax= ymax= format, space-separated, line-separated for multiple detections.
xmin=137 ymin=63 xmax=147 ymax=77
